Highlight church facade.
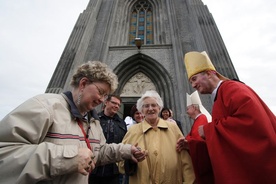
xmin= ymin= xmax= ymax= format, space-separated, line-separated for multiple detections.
xmin=46 ymin=0 xmax=238 ymax=134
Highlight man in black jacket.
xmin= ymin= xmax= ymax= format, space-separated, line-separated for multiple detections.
xmin=89 ymin=95 xmax=127 ymax=184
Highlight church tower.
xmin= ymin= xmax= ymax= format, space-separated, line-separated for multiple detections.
xmin=46 ymin=0 xmax=238 ymax=134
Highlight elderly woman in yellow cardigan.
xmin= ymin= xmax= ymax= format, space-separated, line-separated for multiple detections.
xmin=119 ymin=90 xmax=195 ymax=184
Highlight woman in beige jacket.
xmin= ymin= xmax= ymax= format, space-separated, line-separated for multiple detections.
xmin=0 ymin=61 xmax=146 ymax=184
xmin=119 ymin=90 xmax=195 ymax=184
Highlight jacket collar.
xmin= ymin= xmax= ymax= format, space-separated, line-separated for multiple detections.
xmin=141 ymin=118 xmax=168 ymax=133
xmin=62 ymin=91 xmax=99 ymax=121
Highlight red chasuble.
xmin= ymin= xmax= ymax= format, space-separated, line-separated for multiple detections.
xmin=187 ymin=114 xmax=214 ymax=184
xmin=204 ymin=80 xmax=276 ymax=184
xmin=186 ymin=114 xmax=208 ymax=141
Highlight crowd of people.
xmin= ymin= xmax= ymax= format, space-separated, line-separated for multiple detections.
xmin=0 ymin=51 xmax=276 ymax=184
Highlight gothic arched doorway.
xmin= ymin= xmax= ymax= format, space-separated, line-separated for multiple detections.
xmin=114 ymin=53 xmax=174 ymax=119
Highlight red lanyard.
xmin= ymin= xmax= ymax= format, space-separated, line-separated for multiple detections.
xmin=77 ymin=119 xmax=92 ymax=150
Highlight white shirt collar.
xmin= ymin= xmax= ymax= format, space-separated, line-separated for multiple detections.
xmin=211 ymin=80 xmax=223 ymax=102
xmin=195 ymin=113 xmax=202 ymax=120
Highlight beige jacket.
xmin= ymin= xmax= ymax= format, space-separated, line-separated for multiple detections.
xmin=0 ymin=93 xmax=132 ymax=184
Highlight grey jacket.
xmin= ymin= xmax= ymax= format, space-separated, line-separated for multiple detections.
xmin=0 ymin=92 xmax=132 ymax=184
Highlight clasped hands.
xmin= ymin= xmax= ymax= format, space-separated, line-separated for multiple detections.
xmin=131 ymin=143 xmax=148 ymax=163
xmin=78 ymin=144 xmax=147 ymax=176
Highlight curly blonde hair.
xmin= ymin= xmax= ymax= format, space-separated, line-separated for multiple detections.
xmin=70 ymin=61 xmax=118 ymax=93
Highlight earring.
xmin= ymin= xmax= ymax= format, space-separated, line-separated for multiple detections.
xmin=77 ymin=93 xmax=82 ymax=105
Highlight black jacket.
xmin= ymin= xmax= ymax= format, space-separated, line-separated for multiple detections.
xmin=91 ymin=111 xmax=127 ymax=176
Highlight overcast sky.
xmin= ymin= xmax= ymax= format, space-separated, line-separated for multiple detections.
xmin=0 ymin=0 xmax=276 ymax=119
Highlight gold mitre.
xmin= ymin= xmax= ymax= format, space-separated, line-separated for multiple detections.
xmin=184 ymin=51 xmax=228 ymax=80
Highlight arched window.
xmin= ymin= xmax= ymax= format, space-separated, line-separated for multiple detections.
xmin=129 ymin=1 xmax=153 ymax=45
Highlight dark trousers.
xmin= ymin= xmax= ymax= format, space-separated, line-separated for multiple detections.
xmin=89 ymin=174 xmax=120 ymax=184
xmin=123 ymin=174 xmax=129 ymax=184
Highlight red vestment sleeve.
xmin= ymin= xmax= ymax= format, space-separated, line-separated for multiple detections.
xmin=204 ymin=80 xmax=276 ymax=184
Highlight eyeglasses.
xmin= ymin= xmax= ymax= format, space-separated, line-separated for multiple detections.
xmin=92 ymin=83 xmax=108 ymax=100
xmin=142 ymin=103 xmax=158 ymax=109
xmin=109 ymin=100 xmax=121 ymax=107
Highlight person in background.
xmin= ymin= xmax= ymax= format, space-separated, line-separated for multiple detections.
xmin=0 ymin=61 xmax=146 ymax=184
xmin=169 ymin=108 xmax=184 ymax=133
xmin=160 ymin=107 xmax=177 ymax=124
xmin=177 ymin=91 xmax=214 ymax=184
xmin=161 ymin=107 xmax=183 ymax=133
xmin=130 ymin=105 xmax=144 ymax=124
xmin=185 ymin=90 xmax=211 ymax=141
xmin=183 ymin=51 xmax=276 ymax=184
xmin=125 ymin=105 xmax=144 ymax=130
xmin=119 ymin=90 xmax=195 ymax=184
xmin=89 ymin=94 xmax=127 ymax=184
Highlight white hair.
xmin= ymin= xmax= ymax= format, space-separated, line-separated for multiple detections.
xmin=136 ymin=90 xmax=163 ymax=112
